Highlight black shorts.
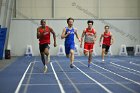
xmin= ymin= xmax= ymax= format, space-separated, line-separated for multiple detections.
xmin=39 ymin=43 xmax=50 ymax=53
xmin=102 ymin=44 xmax=110 ymax=52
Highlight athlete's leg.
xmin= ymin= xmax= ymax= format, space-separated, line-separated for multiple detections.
xmin=39 ymin=44 xmax=45 ymax=65
xmin=39 ymin=44 xmax=48 ymax=73
xmin=40 ymin=52 xmax=45 ymax=65
xmin=70 ymin=49 xmax=74 ymax=65
xmin=84 ymin=51 xmax=89 ymax=56
xmin=102 ymin=48 xmax=105 ymax=61
xmin=102 ymin=44 xmax=107 ymax=62
xmin=88 ymin=44 xmax=94 ymax=67
xmin=84 ymin=43 xmax=89 ymax=56
xmin=43 ymin=44 xmax=50 ymax=73
xmin=87 ymin=51 xmax=92 ymax=67
xmin=69 ymin=44 xmax=75 ymax=68
xmin=105 ymin=45 xmax=110 ymax=55
xmin=44 ymin=47 xmax=49 ymax=64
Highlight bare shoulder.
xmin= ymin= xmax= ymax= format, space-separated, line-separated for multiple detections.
xmin=62 ymin=27 xmax=66 ymax=34
xmin=110 ymin=32 xmax=113 ymax=36
xmin=93 ymin=28 xmax=96 ymax=31
xmin=63 ymin=27 xmax=66 ymax=31
xmin=83 ymin=29 xmax=86 ymax=33
xmin=37 ymin=26 xmax=41 ymax=31
xmin=47 ymin=26 xmax=53 ymax=31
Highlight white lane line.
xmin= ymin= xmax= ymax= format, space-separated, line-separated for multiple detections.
xmin=109 ymin=57 xmax=140 ymax=66
xmin=91 ymin=63 xmax=140 ymax=86
xmin=110 ymin=62 xmax=140 ymax=74
xmin=34 ymin=60 xmax=80 ymax=63
xmin=78 ymin=61 xmax=138 ymax=93
xmin=34 ymin=61 xmax=57 ymax=63
xmin=21 ymin=82 xmax=135 ymax=86
xmin=50 ymin=62 xmax=65 ymax=93
xmin=94 ymin=58 xmax=140 ymax=74
xmin=23 ymin=62 xmax=35 ymax=93
xmin=15 ymin=62 xmax=32 ymax=93
xmin=74 ymin=65 xmax=113 ymax=93
xmin=110 ymin=64 xmax=140 ymax=77
xmin=110 ymin=57 xmax=140 ymax=62
xmin=22 ymin=84 xmax=58 ymax=86
xmin=129 ymin=61 xmax=140 ymax=67
xmin=26 ymin=71 xmax=137 ymax=75
xmin=56 ymin=61 xmax=80 ymax=93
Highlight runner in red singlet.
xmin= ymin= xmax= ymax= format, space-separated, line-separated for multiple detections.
xmin=80 ymin=20 xmax=97 ymax=67
xmin=99 ymin=25 xmax=114 ymax=62
xmin=37 ymin=19 xmax=57 ymax=73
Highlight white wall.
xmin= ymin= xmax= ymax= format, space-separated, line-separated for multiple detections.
xmin=16 ymin=0 xmax=52 ymax=18
xmin=8 ymin=19 xmax=140 ymax=56
xmin=15 ymin=0 xmax=140 ymax=19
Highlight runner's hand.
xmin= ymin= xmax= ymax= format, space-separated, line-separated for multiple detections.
xmin=99 ymin=42 xmax=102 ymax=47
xmin=78 ymin=38 xmax=81 ymax=42
xmin=54 ymin=42 xmax=57 ymax=47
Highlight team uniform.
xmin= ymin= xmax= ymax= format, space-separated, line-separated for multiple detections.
xmin=102 ymin=31 xmax=111 ymax=53
xmin=38 ymin=26 xmax=50 ymax=52
xmin=65 ymin=27 xmax=75 ymax=55
xmin=84 ymin=28 xmax=96 ymax=53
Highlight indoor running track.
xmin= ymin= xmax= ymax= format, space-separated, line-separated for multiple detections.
xmin=0 ymin=56 xmax=140 ymax=93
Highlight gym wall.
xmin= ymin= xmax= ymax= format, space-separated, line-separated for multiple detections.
xmin=15 ymin=0 xmax=140 ymax=19
xmin=8 ymin=19 xmax=140 ymax=56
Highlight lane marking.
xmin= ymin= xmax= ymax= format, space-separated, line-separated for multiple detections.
xmin=23 ymin=62 xmax=35 ymax=93
xmin=21 ymin=82 xmax=135 ymax=86
xmin=108 ymin=57 xmax=140 ymax=67
xmin=15 ymin=62 xmax=32 ymax=93
xmin=50 ymin=62 xmax=65 ymax=93
xmin=129 ymin=61 xmax=140 ymax=67
xmin=74 ymin=65 xmax=113 ymax=93
xmin=110 ymin=64 xmax=140 ymax=77
xmin=78 ymin=61 xmax=138 ymax=93
xmin=93 ymin=59 xmax=140 ymax=76
xmin=110 ymin=62 xmax=140 ymax=74
xmin=26 ymin=71 xmax=134 ymax=75
xmin=91 ymin=63 xmax=140 ymax=86
xmin=56 ymin=61 xmax=80 ymax=93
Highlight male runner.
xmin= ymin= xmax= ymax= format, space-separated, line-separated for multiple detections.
xmin=99 ymin=25 xmax=114 ymax=62
xmin=61 ymin=17 xmax=81 ymax=68
xmin=80 ymin=20 xmax=97 ymax=67
xmin=37 ymin=19 xmax=57 ymax=73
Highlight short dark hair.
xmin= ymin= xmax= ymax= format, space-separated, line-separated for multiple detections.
xmin=87 ymin=20 xmax=94 ymax=25
xmin=104 ymin=25 xmax=109 ymax=29
xmin=67 ymin=17 xmax=74 ymax=23
xmin=40 ymin=19 xmax=46 ymax=23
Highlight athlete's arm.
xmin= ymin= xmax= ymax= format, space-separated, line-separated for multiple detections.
xmin=110 ymin=33 xmax=114 ymax=45
xmin=49 ymin=27 xmax=57 ymax=47
xmin=80 ymin=30 xmax=86 ymax=48
xmin=74 ymin=28 xmax=81 ymax=42
xmin=61 ymin=28 xmax=70 ymax=39
xmin=99 ymin=34 xmax=104 ymax=46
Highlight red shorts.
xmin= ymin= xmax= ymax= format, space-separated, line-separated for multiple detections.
xmin=84 ymin=42 xmax=94 ymax=52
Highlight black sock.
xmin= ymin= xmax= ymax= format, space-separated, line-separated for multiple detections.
xmin=41 ymin=54 xmax=45 ymax=66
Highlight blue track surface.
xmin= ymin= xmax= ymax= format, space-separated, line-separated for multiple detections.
xmin=0 ymin=56 xmax=140 ymax=93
